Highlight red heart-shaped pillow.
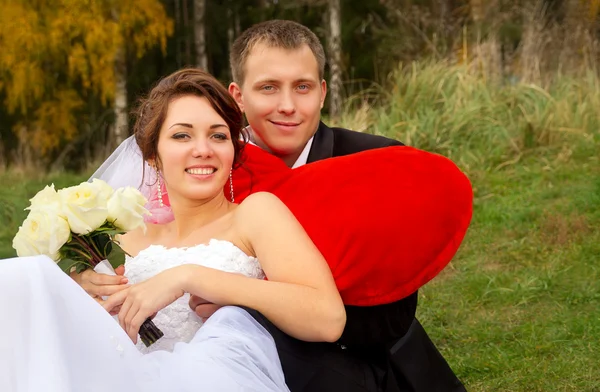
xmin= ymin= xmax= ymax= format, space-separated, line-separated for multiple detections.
xmin=228 ymin=144 xmax=473 ymax=306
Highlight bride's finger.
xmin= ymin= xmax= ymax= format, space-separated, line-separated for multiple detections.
xmin=102 ymin=288 xmax=129 ymax=313
xmin=118 ymin=295 xmax=134 ymax=331
xmin=129 ymin=310 xmax=151 ymax=344
xmin=88 ymin=271 xmax=128 ymax=286
xmin=109 ymin=305 xmax=122 ymax=316
xmin=95 ymin=283 xmax=130 ymax=297
xmin=122 ymin=299 xmax=141 ymax=342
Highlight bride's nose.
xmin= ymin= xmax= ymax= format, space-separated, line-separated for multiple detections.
xmin=191 ymin=137 xmax=213 ymax=158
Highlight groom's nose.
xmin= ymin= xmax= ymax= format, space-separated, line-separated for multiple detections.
xmin=277 ymin=89 xmax=296 ymax=115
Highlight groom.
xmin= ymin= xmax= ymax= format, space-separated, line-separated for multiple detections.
xmin=191 ymin=20 xmax=465 ymax=392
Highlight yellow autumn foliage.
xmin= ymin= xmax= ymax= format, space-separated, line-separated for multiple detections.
xmin=0 ymin=0 xmax=173 ymax=155
xmin=588 ymin=0 xmax=600 ymax=21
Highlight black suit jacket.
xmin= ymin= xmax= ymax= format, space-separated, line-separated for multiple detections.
xmin=245 ymin=122 xmax=465 ymax=392
xmin=310 ymin=123 xmax=464 ymax=390
xmin=308 ymin=123 xmax=418 ymax=348
xmin=307 ymin=122 xmax=404 ymax=163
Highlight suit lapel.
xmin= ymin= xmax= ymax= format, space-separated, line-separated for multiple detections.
xmin=307 ymin=122 xmax=334 ymax=163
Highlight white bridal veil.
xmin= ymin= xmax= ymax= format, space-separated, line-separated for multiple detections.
xmin=88 ymin=136 xmax=155 ymax=200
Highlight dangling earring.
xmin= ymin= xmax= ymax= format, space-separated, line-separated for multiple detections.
xmin=229 ymin=168 xmax=234 ymax=203
xmin=156 ymin=168 xmax=164 ymax=207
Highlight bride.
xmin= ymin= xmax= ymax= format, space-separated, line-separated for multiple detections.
xmin=0 ymin=69 xmax=346 ymax=391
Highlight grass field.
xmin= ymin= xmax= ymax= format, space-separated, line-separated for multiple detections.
xmin=1 ymin=63 xmax=598 ymax=391
xmin=0 ymin=172 xmax=88 ymax=258
xmin=418 ymin=152 xmax=600 ymax=391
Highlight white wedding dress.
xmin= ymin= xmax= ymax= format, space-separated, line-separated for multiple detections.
xmin=0 ymin=239 xmax=289 ymax=392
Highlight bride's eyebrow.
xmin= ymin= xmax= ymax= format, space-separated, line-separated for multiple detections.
xmin=168 ymin=123 xmax=228 ymax=130
xmin=169 ymin=123 xmax=193 ymax=129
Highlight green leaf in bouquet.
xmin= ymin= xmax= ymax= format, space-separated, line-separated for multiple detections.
xmin=60 ymin=243 xmax=92 ymax=263
xmin=100 ymin=229 xmax=126 ymax=236
xmin=90 ymin=224 xmax=125 ymax=237
xmin=106 ymin=242 xmax=127 ymax=270
xmin=56 ymin=258 xmax=85 ymax=274
xmin=75 ymin=263 xmax=91 ymax=274
xmin=92 ymin=233 xmax=112 ymax=259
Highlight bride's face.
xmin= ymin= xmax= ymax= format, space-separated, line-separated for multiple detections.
xmin=156 ymin=95 xmax=235 ymax=203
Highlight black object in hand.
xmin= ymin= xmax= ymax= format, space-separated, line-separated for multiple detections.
xmin=139 ymin=318 xmax=164 ymax=347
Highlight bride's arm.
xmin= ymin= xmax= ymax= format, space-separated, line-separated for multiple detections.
xmin=183 ymin=192 xmax=346 ymax=342
xmin=104 ymin=192 xmax=345 ymax=343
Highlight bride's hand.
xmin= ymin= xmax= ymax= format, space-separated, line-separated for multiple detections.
xmin=71 ymin=266 xmax=128 ymax=302
xmin=189 ymin=295 xmax=222 ymax=322
xmin=103 ymin=267 xmax=187 ymax=343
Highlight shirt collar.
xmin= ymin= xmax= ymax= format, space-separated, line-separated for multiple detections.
xmin=245 ymin=126 xmax=314 ymax=169
xmin=291 ymin=136 xmax=313 ymax=168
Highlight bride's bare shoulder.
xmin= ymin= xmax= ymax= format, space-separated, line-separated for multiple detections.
xmin=118 ymin=223 xmax=163 ymax=257
xmin=233 ymin=192 xmax=289 ymax=227
xmin=237 ymin=192 xmax=284 ymax=213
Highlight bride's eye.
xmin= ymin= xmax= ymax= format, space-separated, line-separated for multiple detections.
xmin=212 ymin=133 xmax=229 ymax=141
xmin=172 ymin=133 xmax=189 ymax=140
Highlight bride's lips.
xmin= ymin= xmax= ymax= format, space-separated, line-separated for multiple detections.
xmin=269 ymin=120 xmax=301 ymax=132
xmin=185 ymin=165 xmax=217 ymax=179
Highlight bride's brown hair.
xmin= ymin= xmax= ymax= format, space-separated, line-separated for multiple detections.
xmin=132 ymin=68 xmax=247 ymax=168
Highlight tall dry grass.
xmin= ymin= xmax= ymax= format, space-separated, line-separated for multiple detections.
xmin=339 ymin=61 xmax=599 ymax=174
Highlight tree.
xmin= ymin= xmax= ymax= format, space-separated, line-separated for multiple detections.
xmin=328 ymin=0 xmax=343 ymax=119
xmin=0 ymin=0 xmax=173 ymax=159
xmin=194 ymin=0 xmax=208 ymax=70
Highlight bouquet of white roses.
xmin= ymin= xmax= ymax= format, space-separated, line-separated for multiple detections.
xmin=12 ymin=178 xmax=163 ymax=347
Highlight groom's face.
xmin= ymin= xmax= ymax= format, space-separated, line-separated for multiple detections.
xmin=229 ymin=43 xmax=327 ymax=167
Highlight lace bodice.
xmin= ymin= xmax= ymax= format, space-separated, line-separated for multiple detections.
xmin=124 ymin=239 xmax=264 ymax=354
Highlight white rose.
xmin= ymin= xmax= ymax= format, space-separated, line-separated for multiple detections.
xmin=12 ymin=228 xmax=43 ymax=257
xmin=107 ymin=187 xmax=149 ymax=232
xmin=26 ymin=184 xmax=65 ymax=217
xmin=89 ymin=178 xmax=114 ymax=201
xmin=12 ymin=209 xmax=71 ymax=260
xmin=59 ymin=182 xmax=110 ymax=234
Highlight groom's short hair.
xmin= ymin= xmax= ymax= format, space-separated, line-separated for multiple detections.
xmin=230 ymin=19 xmax=326 ymax=85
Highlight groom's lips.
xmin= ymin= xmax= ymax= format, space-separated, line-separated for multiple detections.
xmin=270 ymin=120 xmax=301 ymax=132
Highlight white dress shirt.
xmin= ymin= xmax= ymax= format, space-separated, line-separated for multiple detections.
xmin=245 ymin=126 xmax=314 ymax=169
xmin=291 ymin=136 xmax=314 ymax=169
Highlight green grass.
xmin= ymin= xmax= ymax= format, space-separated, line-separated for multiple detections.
xmin=0 ymin=171 xmax=88 ymax=259
xmin=417 ymin=153 xmax=600 ymax=391
xmin=1 ymin=62 xmax=599 ymax=390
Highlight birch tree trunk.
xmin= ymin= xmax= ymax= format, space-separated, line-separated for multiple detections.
xmin=194 ymin=0 xmax=208 ymax=70
xmin=327 ymin=0 xmax=342 ymax=119
xmin=111 ymin=4 xmax=127 ymax=149
xmin=113 ymin=45 xmax=128 ymax=149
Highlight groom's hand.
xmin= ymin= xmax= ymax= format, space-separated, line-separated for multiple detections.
xmin=189 ymin=295 xmax=222 ymax=321
xmin=70 ymin=266 xmax=129 ymax=299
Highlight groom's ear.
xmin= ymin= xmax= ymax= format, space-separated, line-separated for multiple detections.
xmin=228 ymin=82 xmax=244 ymax=112
xmin=320 ymin=79 xmax=327 ymax=110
